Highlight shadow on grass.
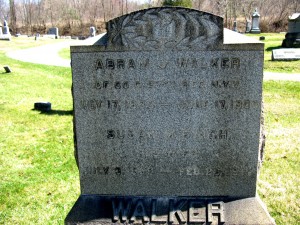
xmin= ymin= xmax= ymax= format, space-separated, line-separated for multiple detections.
xmin=32 ymin=109 xmax=73 ymax=116
xmin=265 ymin=46 xmax=282 ymax=52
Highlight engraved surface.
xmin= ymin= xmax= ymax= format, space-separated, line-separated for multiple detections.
xmin=106 ymin=7 xmax=223 ymax=50
xmin=72 ymin=50 xmax=263 ymax=197
xmin=67 ymin=7 xmax=273 ymax=225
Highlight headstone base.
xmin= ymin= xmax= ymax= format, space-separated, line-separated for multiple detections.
xmin=250 ymin=29 xmax=261 ymax=34
xmin=65 ymin=195 xmax=275 ymax=225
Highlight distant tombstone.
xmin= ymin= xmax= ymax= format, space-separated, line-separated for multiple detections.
xmin=3 ymin=20 xmax=10 ymax=35
xmin=90 ymin=26 xmax=96 ymax=37
xmin=246 ymin=19 xmax=251 ymax=33
xmin=4 ymin=66 xmax=11 ymax=73
xmin=66 ymin=7 xmax=275 ymax=225
xmin=232 ymin=20 xmax=238 ymax=32
xmin=282 ymin=13 xmax=300 ymax=48
xmin=48 ymin=27 xmax=59 ymax=39
xmin=272 ymin=48 xmax=300 ymax=60
xmin=0 ymin=20 xmax=11 ymax=41
xmin=35 ymin=33 xmax=40 ymax=41
xmin=250 ymin=8 xmax=261 ymax=34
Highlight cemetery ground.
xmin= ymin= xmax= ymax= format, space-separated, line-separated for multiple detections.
xmin=0 ymin=36 xmax=299 ymax=225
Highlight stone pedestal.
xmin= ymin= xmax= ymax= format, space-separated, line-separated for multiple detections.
xmin=250 ymin=9 xmax=261 ymax=34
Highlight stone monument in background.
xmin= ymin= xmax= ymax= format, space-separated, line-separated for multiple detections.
xmin=0 ymin=20 xmax=11 ymax=41
xmin=250 ymin=8 xmax=261 ymax=34
xmin=246 ymin=19 xmax=251 ymax=33
xmin=48 ymin=27 xmax=59 ymax=39
xmin=282 ymin=13 xmax=300 ymax=48
xmin=90 ymin=26 xmax=96 ymax=37
xmin=66 ymin=7 xmax=275 ymax=225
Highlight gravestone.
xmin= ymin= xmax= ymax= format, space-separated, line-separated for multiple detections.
xmin=48 ymin=27 xmax=59 ymax=39
xmin=272 ymin=48 xmax=300 ymax=60
xmin=66 ymin=7 xmax=275 ymax=225
xmin=0 ymin=20 xmax=11 ymax=41
xmin=245 ymin=19 xmax=251 ymax=33
xmin=90 ymin=26 xmax=96 ymax=37
xmin=250 ymin=8 xmax=261 ymax=34
xmin=3 ymin=20 xmax=10 ymax=35
xmin=282 ymin=13 xmax=300 ymax=48
xmin=232 ymin=21 xmax=238 ymax=32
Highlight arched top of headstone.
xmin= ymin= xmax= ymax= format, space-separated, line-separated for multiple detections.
xmin=3 ymin=20 xmax=7 ymax=27
xmin=106 ymin=7 xmax=223 ymax=51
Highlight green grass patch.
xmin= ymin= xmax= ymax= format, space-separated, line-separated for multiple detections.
xmin=0 ymin=49 xmax=79 ymax=224
xmin=58 ymin=48 xmax=71 ymax=60
xmin=259 ymin=81 xmax=300 ymax=224
xmin=246 ymin=33 xmax=300 ymax=73
xmin=0 ymin=36 xmax=299 ymax=225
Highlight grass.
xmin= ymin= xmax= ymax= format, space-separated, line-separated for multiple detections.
xmin=246 ymin=33 xmax=300 ymax=73
xmin=58 ymin=48 xmax=71 ymax=60
xmin=0 ymin=36 xmax=299 ymax=224
xmin=0 ymin=40 xmax=79 ymax=224
xmin=259 ymin=81 xmax=300 ymax=224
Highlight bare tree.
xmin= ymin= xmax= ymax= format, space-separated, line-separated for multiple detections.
xmin=9 ymin=0 xmax=17 ymax=33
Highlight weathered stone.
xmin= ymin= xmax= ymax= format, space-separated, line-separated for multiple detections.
xmin=282 ymin=13 xmax=300 ymax=48
xmin=66 ymin=7 xmax=274 ymax=225
xmin=90 ymin=26 xmax=96 ymax=37
xmin=272 ymin=48 xmax=300 ymax=60
xmin=245 ymin=19 xmax=251 ymax=33
xmin=48 ymin=27 xmax=59 ymax=39
xmin=250 ymin=8 xmax=261 ymax=34
xmin=3 ymin=66 xmax=11 ymax=73
xmin=34 ymin=102 xmax=51 ymax=112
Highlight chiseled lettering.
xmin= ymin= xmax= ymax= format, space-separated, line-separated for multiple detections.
xmin=128 ymin=59 xmax=136 ymax=69
xmin=112 ymin=200 xmax=131 ymax=222
xmin=207 ymin=202 xmax=225 ymax=223
xmin=169 ymin=200 xmax=187 ymax=223
xmin=117 ymin=59 xmax=125 ymax=69
xmin=189 ymin=201 xmax=206 ymax=223
xmin=106 ymin=59 xmax=115 ymax=69
xmin=231 ymin=57 xmax=240 ymax=68
xmin=151 ymin=199 xmax=168 ymax=222
xmin=130 ymin=200 xmax=149 ymax=222
xmin=210 ymin=58 xmax=219 ymax=68
xmin=221 ymin=58 xmax=230 ymax=68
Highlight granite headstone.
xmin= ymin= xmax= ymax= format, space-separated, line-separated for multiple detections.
xmin=246 ymin=19 xmax=251 ymax=33
xmin=282 ymin=13 xmax=300 ymax=47
xmin=0 ymin=20 xmax=11 ymax=41
xmin=272 ymin=48 xmax=300 ymax=60
xmin=250 ymin=8 xmax=261 ymax=34
xmin=48 ymin=27 xmax=59 ymax=39
xmin=90 ymin=26 xmax=96 ymax=37
xmin=66 ymin=7 xmax=275 ymax=225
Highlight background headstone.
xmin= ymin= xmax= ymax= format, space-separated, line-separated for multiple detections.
xmin=246 ymin=19 xmax=251 ymax=33
xmin=250 ymin=8 xmax=261 ymax=34
xmin=48 ymin=27 xmax=59 ymax=39
xmin=272 ymin=48 xmax=300 ymax=60
xmin=282 ymin=13 xmax=300 ymax=48
xmin=3 ymin=20 xmax=10 ymax=35
xmin=66 ymin=7 xmax=275 ymax=225
xmin=90 ymin=26 xmax=96 ymax=37
xmin=0 ymin=20 xmax=11 ymax=40
xmin=233 ymin=20 xmax=238 ymax=32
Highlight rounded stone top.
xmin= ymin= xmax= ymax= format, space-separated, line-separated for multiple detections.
xmin=252 ymin=9 xmax=260 ymax=17
xmin=106 ymin=7 xmax=224 ymax=51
